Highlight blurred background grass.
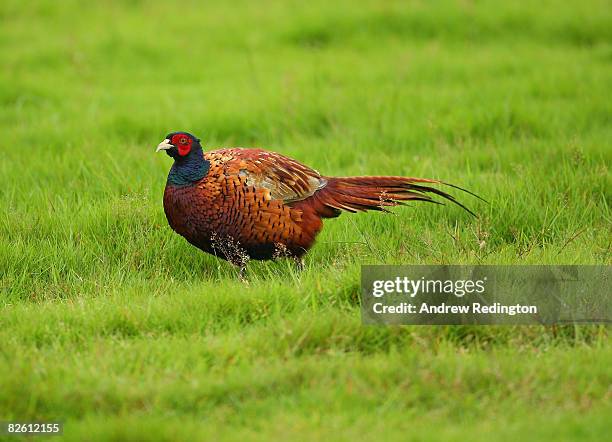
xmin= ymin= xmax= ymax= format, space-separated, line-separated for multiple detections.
xmin=0 ymin=0 xmax=610 ymax=440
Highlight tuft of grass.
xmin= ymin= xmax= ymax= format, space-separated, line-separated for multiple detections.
xmin=0 ymin=0 xmax=610 ymax=440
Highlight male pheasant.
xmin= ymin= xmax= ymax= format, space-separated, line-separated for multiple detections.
xmin=157 ymin=131 xmax=478 ymax=273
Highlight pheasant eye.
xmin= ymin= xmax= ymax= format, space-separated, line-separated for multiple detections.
xmin=180 ymin=137 xmax=188 ymax=144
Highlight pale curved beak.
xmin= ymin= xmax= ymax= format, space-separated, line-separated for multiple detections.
xmin=156 ymin=139 xmax=174 ymax=152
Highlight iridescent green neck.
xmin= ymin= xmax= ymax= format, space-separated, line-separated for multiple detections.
xmin=167 ymin=149 xmax=210 ymax=186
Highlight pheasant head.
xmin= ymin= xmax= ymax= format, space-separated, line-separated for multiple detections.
xmin=156 ymin=131 xmax=209 ymax=186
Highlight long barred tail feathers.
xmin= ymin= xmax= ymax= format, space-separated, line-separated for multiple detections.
xmin=305 ymin=176 xmax=484 ymax=218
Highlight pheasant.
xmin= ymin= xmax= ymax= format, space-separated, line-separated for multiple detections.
xmin=156 ymin=131 xmax=479 ymax=274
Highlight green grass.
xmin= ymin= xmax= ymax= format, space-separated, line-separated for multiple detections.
xmin=0 ymin=0 xmax=610 ymax=440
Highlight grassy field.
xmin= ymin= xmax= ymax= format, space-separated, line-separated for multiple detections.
xmin=1 ymin=0 xmax=611 ymax=440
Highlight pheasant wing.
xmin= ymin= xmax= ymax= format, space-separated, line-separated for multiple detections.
xmin=221 ymin=148 xmax=327 ymax=203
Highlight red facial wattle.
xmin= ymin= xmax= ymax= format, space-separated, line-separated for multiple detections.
xmin=171 ymin=134 xmax=192 ymax=156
